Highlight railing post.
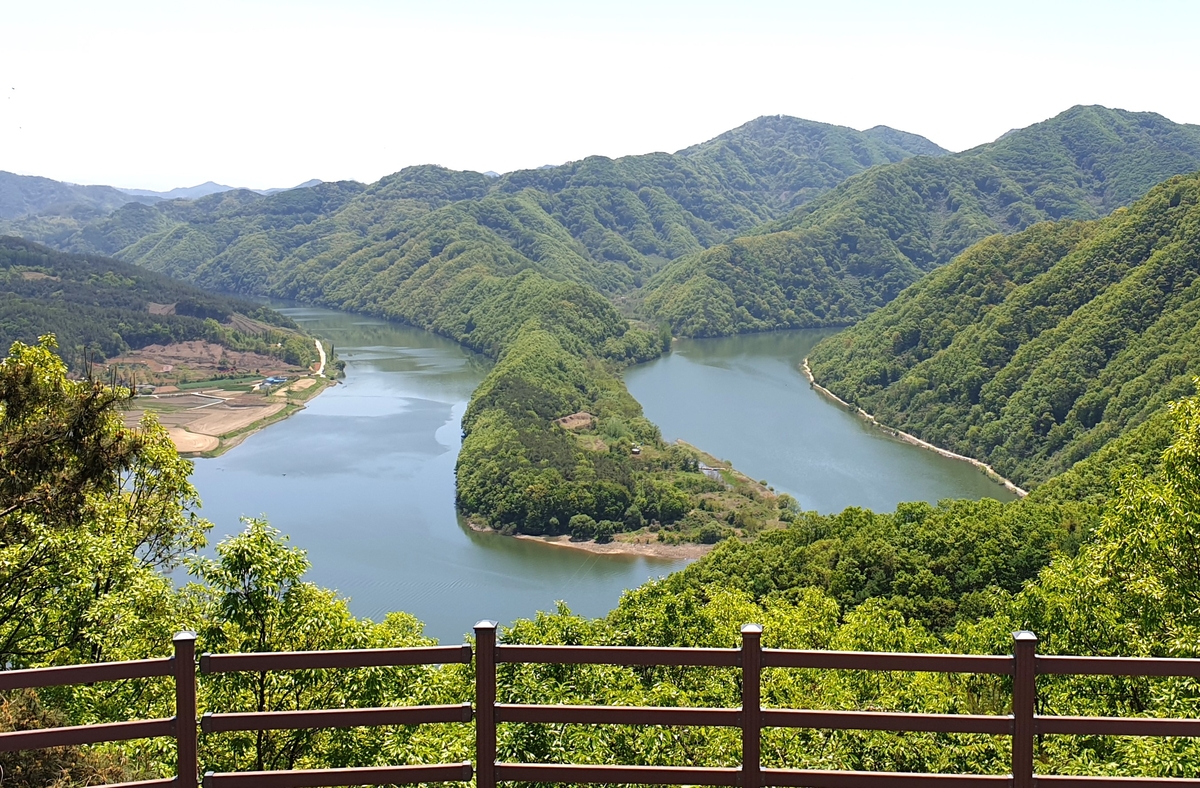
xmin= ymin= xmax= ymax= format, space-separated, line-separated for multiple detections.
xmin=173 ymin=631 xmax=199 ymax=788
xmin=1012 ymin=631 xmax=1038 ymax=788
xmin=741 ymin=624 xmax=762 ymax=788
xmin=475 ymin=620 xmax=498 ymax=788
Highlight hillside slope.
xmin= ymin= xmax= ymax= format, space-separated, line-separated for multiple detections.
xmin=0 ymin=236 xmax=314 ymax=370
xmin=806 ymin=173 xmax=1200 ymax=488
xmin=644 ymin=106 xmax=1200 ymax=335
xmin=20 ymin=116 xmax=943 ymax=301
xmin=0 ymin=171 xmax=156 ymax=220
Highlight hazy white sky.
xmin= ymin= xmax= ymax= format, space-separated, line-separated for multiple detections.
xmin=2 ymin=0 xmax=1197 ymax=191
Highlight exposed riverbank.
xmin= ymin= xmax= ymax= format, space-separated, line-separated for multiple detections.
xmin=129 ymin=375 xmax=337 ymax=458
xmin=465 ymin=520 xmax=712 ymax=559
xmin=801 ymin=358 xmax=1028 ymax=497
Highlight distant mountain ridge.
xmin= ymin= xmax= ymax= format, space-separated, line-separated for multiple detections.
xmin=118 ymin=179 xmax=325 ymax=200
xmin=642 ymin=106 xmax=1200 ymax=336
xmin=0 ymin=171 xmax=158 ymax=220
xmin=15 ymin=114 xmax=945 ymax=302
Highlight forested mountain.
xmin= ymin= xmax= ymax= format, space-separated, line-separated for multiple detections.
xmin=9 ymin=115 xmax=943 ymax=300
xmin=806 ymin=172 xmax=1200 ymax=489
xmin=643 ymin=106 xmax=1200 ymax=335
xmin=0 ymin=170 xmax=156 ymax=220
xmin=0 ymin=236 xmax=313 ymax=369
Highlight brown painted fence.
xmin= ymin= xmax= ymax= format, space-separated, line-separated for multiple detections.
xmin=5 ymin=623 xmax=1200 ymax=786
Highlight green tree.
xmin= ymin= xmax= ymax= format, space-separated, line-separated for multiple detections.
xmin=186 ymin=519 xmax=469 ymax=774
xmin=0 ymin=336 xmax=205 ymax=665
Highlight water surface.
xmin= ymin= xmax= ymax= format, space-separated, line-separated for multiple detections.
xmin=191 ymin=308 xmax=689 ymax=644
xmin=625 ymin=330 xmax=1017 ymax=513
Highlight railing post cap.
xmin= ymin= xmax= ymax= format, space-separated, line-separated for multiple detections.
xmin=1013 ymin=630 xmax=1039 ymax=643
xmin=474 ymin=620 xmax=498 ymax=630
xmin=173 ymin=630 xmax=198 ymax=642
xmin=741 ymin=623 xmax=764 ymax=634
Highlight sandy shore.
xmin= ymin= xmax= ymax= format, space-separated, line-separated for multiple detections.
xmin=801 ymin=358 xmax=1028 ymax=497
xmin=130 ymin=377 xmax=334 ymax=457
xmin=468 ymin=522 xmax=712 ymax=559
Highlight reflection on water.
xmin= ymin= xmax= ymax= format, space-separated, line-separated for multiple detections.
xmin=190 ymin=307 xmax=688 ymax=644
xmin=625 ymin=330 xmax=1017 ymax=514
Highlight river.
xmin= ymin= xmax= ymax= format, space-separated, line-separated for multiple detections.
xmin=624 ymin=330 xmax=1017 ymax=513
xmin=192 ymin=313 xmax=1015 ymax=644
xmin=190 ymin=307 xmax=689 ymax=644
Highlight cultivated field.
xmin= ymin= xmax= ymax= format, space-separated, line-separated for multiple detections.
xmin=125 ymin=375 xmax=331 ymax=456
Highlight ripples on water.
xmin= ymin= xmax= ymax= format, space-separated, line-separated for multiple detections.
xmin=625 ymin=330 xmax=1016 ymax=514
xmin=189 ymin=308 xmax=688 ymax=644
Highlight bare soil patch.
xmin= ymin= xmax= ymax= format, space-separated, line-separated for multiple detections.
xmin=554 ymin=411 xmax=594 ymax=430
xmin=167 ymin=429 xmax=218 ymax=453
xmin=187 ymin=402 xmax=287 ymax=436
xmin=512 ymin=533 xmax=711 ymax=559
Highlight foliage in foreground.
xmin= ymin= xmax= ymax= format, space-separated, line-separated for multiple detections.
xmin=8 ymin=327 xmax=1200 ymax=781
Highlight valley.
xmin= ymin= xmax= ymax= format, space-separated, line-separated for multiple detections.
xmin=5 ymin=97 xmax=1200 ymax=783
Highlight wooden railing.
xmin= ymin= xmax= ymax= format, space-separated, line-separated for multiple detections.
xmin=5 ymin=623 xmax=1200 ymax=786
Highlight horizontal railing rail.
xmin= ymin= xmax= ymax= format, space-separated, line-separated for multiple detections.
xmin=0 ymin=632 xmax=196 ymax=788
xmin=0 ymin=657 xmax=174 ymax=691
xmin=496 ymin=643 xmax=741 ymax=666
xmin=199 ymin=644 xmax=472 ymax=673
xmin=1037 ymin=654 xmax=1200 ymax=677
xmin=6 ymin=623 xmax=1200 ymax=786
xmin=762 ymin=648 xmax=1014 ymax=674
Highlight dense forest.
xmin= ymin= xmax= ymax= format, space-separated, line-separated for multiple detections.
xmin=2 ymin=116 xmax=951 ymax=544
xmin=0 ymin=236 xmax=317 ymax=370
xmin=807 ymin=173 xmax=1200 ymax=489
xmin=1 ymin=116 xmax=944 ymax=296
xmin=643 ymin=106 xmax=1200 ymax=335
xmin=6 ymin=336 xmax=1200 ymax=782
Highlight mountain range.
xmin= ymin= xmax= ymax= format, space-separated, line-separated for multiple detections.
xmin=6 ymin=104 xmax=1200 ymax=498
xmin=117 ymin=179 xmax=324 ymax=200
xmin=643 ymin=105 xmax=1200 ymax=335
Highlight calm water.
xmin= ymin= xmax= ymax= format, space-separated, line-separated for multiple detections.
xmin=625 ymin=330 xmax=1017 ymax=513
xmin=190 ymin=307 xmax=690 ymax=644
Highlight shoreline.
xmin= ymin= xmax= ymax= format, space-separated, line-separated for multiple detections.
xmin=466 ymin=521 xmax=712 ymax=560
xmin=141 ymin=377 xmax=337 ymax=459
xmin=801 ymin=358 xmax=1028 ymax=497
xmin=195 ymin=378 xmax=337 ymax=457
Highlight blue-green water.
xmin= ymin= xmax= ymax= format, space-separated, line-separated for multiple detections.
xmin=191 ymin=314 xmax=1014 ymax=644
xmin=625 ymin=330 xmax=1017 ymax=513
xmin=190 ymin=307 xmax=689 ymax=644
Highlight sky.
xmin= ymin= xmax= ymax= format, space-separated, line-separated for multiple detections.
xmin=2 ymin=0 xmax=1198 ymax=191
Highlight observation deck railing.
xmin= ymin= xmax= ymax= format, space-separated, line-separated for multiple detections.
xmin=4 ymin=623 xmax=1200 ymax=787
